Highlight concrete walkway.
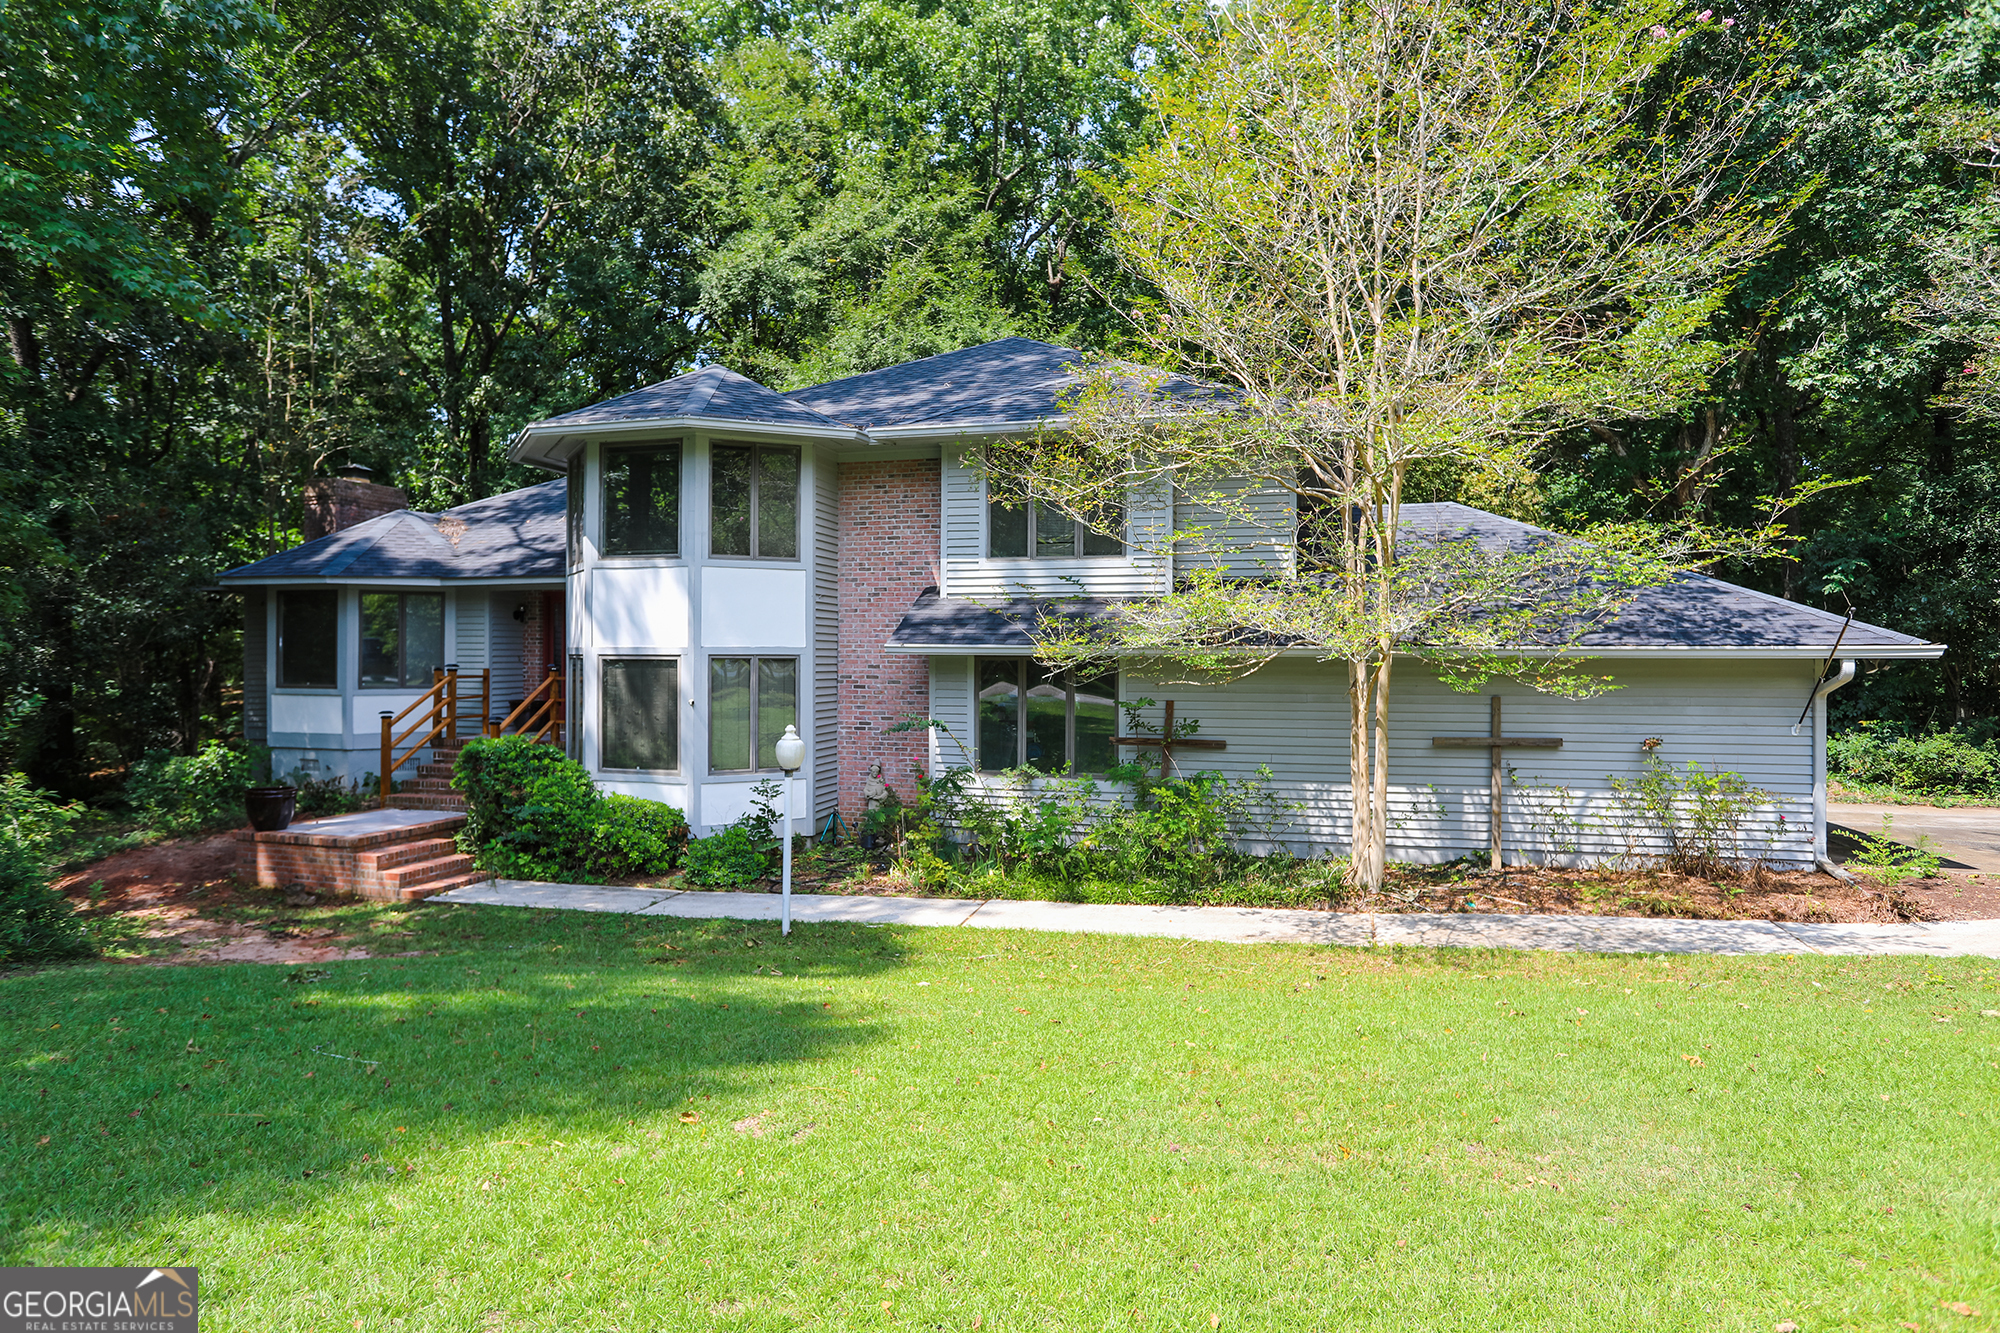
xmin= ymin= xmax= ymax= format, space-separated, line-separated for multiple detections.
xmin=431 ymin=880 xmax=2000 ymax=958
xmin=1830 ymin=800 xmax=2000 ymax=872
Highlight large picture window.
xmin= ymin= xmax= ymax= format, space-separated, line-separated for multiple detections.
xmin=277 ymin=590 xmax=339 ymax=688
xmin=601 ymin=657 xmax=679 ymax=771
xmin=359 ymin=593 xmax=444 ymax=687
xmin=709 ymin=656 xmax=798 ymax=772
xmin=976 ymin=659 xmax=1118 ymax=773
xmin=711 ymin=443 xmax=799 ymax=559
xmin=988 ymin=493 xmax=1123 ymax=558
xmin=604 ymin=441 xmax=681 ymax=556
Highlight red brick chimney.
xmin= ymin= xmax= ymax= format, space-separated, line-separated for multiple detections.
xmin=303 ymin=465 xmax=407 ymax=541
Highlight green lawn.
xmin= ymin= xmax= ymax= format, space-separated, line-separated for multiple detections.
xmin=4 ymin=902 xmax=1998 ymax=1331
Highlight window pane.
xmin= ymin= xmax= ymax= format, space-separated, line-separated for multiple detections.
xmin=602 ymin=658 xmax=678 ymax=770
xmin=1080 ymin=506 xmax=1125 ymax=556
xmin=604 ymin=442 xmax=681 ymax=555
xmin=756 ymin=658 xmax=798 ymax=769
xmin=1024 ymin=662 xmax=1068 ymax=773
xmin=988 ymin=497 xmax=1029 ymax=557
xmin=756 ymin=448 xmax=800 ymax=559
xmin=711 ymin=445 xmax=752 ymax=557
xmin=976 ymin=659 xmax=1020 ymax=771
xmin=1072 ymin=668 xmax=1119 ymax=773
xmin=709 ymin=657 xmax=752 ymax=771
xmin=359 ymin=593 xmax=401 ymax=686
xmin=1035 ymin=504 xmax=1075 ymax=557
xmin=565 ymin=454 xmax=584 ymax=568
xmin=279 ymin=591 xmax=339 ymax=688
xmin=404 ymin=595 xmax=443 ymax=686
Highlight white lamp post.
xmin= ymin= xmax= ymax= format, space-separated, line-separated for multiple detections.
xmin=773 ymin=723 xmax=806 ymax=935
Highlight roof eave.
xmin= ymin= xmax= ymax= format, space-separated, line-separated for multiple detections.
xmin=511 ymin=414 xmax=866 ymax=467
xmin=882 ymin=642 xmax=1947 ymax=659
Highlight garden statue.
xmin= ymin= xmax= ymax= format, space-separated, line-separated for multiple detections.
xmin=862 ymin=763 xmax=893 ymax=814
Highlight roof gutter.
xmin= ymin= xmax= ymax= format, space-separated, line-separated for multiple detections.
xmin=882 ymin=643 xmax=1944 ymax=660
xmin=509 ymin=415 xmax=869 ymax=468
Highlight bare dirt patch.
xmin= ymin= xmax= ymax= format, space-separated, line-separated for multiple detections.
xmin=54 ymin=830 xmax=373 ymax=964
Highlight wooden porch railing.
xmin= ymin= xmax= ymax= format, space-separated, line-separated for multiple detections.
xmin=487 ymin=664 xmax=565 ymax=745
xmin=379 ymin=663 xmax=565 ymax=799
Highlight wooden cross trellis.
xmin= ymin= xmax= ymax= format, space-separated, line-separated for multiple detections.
xmin=1432 ymin=696 xmax=1563 ymax=871
xmin=1112 ymin=700 xmax=1225 ymax=775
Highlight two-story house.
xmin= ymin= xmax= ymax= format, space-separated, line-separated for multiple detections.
xmin=222 ymin=337 xmax=1943 ymax=871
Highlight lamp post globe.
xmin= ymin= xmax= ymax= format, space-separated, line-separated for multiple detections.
xmin=774 ymin=724 xmax=804 ymax=935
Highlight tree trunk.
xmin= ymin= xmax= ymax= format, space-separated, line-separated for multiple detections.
xmin=1345 ymin=650 xmax=1392 ymax=892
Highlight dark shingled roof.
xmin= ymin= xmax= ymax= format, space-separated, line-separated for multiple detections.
xmin=887 ymin=502 xmax=1937 ymax=655
xmin=789 ymin=337 xmax=1092 ymax=431
xmin=219 ymin=480 xmax=565 ymax=582
xmin=537 ymin=364 xmax=845 ymax=432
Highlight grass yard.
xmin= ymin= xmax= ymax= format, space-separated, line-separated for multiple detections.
xmin=3 ymin=902 xmax=1998 ymax=1332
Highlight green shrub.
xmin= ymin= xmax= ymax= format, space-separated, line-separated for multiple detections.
xmin=592 ymin=794 xmax=689 ymax=877
xmin=683 ymin=824 xmax=769 ymax=887
xmin=126 ymin=740 xmax=253 ymax=835
xmin=455 ymin=736 xmax=689 ymax=881
xmin=289 ymin=768 xmax=374 ymax=817
xmin=1607 ymin=755 xmax=1773 ymax=876
xmin=1828 ymin=724 xmax=2000 ymax=796
xmin=454 ymin=736 xmax=606 ymax=881
xmin=0 ymin=774 xmax=92 ymax=967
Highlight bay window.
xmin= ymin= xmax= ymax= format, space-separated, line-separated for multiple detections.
xmin=711 ymin=443 xmax=799 ymax=559
xmin=976 ymin=660 xmax=1119 ymax=773
xmin=604 ymin=441 xmax=681 ymax=556
xmin=277 ymin=590 xmax=339 ymax=688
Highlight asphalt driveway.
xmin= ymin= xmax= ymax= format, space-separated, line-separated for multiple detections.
xmin=1829 ymin=801 xmax=2000 ymax=872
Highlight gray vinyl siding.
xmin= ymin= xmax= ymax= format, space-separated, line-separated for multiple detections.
xmin=928 ymin=655 xmax=1819 ymax=867
xmin=242 ymin=588 xmax=267 ymax=745
xmin=926 ymin=656 xmax=976 ymax=775
xmin=1174 ymin=477 xmax=1295 ymax=579
xmin=451 ymin=590 xmax=486 ymax=672
xmin=812 ymin=449 xmax=840 ymax=819
xmin=486 ymin=592 xmax=528 ymax=705
xmin=939 ymin=444 xmax=1170 ymax=597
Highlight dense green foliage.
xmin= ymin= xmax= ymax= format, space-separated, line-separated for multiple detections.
xmin=453 ymin=736 xmax=686 ymax=881
xmin=123 ymin=740 xmax=254 ymax=836
xmin=1828 ymin=722 xmax=2000 ymax=798
xmin=1 ymin=0 xmax=1995 ymax=800
xmin=0 ymin=776 xmax=93 ymax=965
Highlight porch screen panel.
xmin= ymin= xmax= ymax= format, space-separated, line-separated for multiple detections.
xmin=278 ymin=590 xmax=339 ymax=688
xmin=601 ymin=658 xmax=678 ymax=771
xmin=604 ymin=441 xmax=681 ymax=555
xmin=709 ymin=657 xmax=753 ymax=771
xmin=756 ymin=657 xmax=798 ymax=769
xmin=756 ymin=449 xmax=800 ymax=559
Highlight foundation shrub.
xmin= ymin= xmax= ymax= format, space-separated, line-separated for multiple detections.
xmin=455 ymin=736 xmax=687 ymax=881
xmin=681 ymin=781 xmax=783 ymax=887
xmin=1607 ymin=755 xmax=1773 ymax=876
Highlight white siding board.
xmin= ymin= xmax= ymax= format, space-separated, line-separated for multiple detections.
xmin=452 ymin=590 xmax=486 ymax=672
xmin=926 ymin=656 xmax=976 ymax=775
xmin=929 ymin=655 xmax=1819 ymax=867
xmin=1174 ymin=478 xmax=1296 ymax=579
xmin=242 ymin=589 xmax=268 ymax=745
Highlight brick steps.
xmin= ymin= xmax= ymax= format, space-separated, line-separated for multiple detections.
xmin=385 ymin=791 xmax=468 ymax=811
xmin=238 ymin=809 xmax=482 ymax=902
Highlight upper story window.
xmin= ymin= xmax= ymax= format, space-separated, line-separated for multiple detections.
xmin=565 ymin=454 xmax=584 ymax=569
xmin=712 ymin=443 xmax=799 ymax=559
xmin=360 ymin=592 xmax=444 ymax=688
xmin=988 ymin=493 xmax=1123 ymax=558
xmin=277 ymin=590 xmax=339 ymax=688
xmin=603 ymin=441 xmax=681 ymax=556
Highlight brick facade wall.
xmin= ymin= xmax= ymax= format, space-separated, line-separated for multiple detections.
xmin=837 ymin=458 xmax=940 ymax=818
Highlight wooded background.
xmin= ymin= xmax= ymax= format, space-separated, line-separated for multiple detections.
xmin=3 ymin=0 xmax=1995 ymax=796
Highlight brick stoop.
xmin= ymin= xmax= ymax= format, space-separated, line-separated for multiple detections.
xmin=385 ymin=740 xmax=469 ymax=812
xmin=237 ymin=809 xmax=482 ymax=901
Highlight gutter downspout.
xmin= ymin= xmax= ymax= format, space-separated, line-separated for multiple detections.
xmin=1809 ymin=659 xmax=1858 ymax=880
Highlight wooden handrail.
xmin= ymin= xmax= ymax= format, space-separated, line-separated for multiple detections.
xmin=488 ymin=665 xmax=564 ymax=742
